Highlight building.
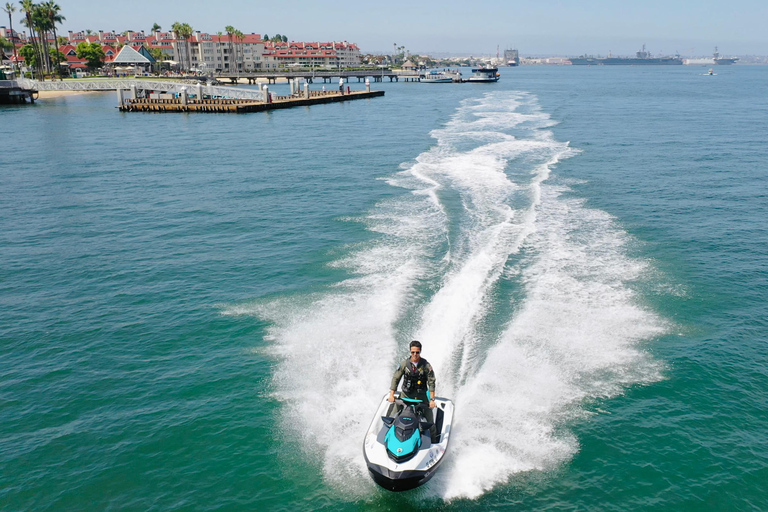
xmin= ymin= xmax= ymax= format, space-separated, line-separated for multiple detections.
xmin=6 ymin=27 xmax=362 ymax=72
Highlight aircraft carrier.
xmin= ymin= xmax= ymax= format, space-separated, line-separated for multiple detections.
xmin=569 ymin=45 xmax=683 ymax=65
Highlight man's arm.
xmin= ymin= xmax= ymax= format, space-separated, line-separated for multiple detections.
xmin=388 ymin=360 xmax=406 ymax=402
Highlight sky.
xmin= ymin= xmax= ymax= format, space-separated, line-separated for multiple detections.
xmin=7 ymin=0 xmax=767 ymax=56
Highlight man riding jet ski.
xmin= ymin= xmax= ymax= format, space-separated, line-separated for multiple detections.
xmin=363 ymin=341 xmax=454 ymax=491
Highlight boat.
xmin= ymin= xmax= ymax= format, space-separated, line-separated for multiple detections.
xmin=420 ymin=70 xmax=454 ymax=83
xmin=569 ymin=45 xmax=683 ymax=65
xmin=0 ymin=66 xmax=37 ymax=104
xmin=363 ymin=393 xmax=454 ymax=491
xmin=707 ymin=68 xmax=716 ymax=76
xmin=465 ymin=66 xmax=500 ymax=82
xmin=504 ymin=48 xmax=520 ymax=66
xmin=713 ymin=47 xmax=738 ymax=65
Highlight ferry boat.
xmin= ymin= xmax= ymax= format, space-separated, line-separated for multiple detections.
xmin=420 ymin=70 xmax=453 ymax=83
xmin=465 ymin=66 xmax=500 ymax=82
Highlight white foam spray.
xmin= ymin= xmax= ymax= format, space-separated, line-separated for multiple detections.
xmin=224 ymin=91 xmax=666 ymax=500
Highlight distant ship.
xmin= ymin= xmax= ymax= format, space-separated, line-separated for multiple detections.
xmin=504 ymin=48 xmax=520 ymax=67
xmin=569 ymin=45 xmax=683 ymax=65
xmin=713 ymin=47 xmax=738 ymax=65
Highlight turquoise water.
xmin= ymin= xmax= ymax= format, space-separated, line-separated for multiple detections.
xmin=1 ymin=66 xmax=767 ymax=510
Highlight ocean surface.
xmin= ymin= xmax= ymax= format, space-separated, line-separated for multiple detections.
xmin=1 ymin=65 xmax=767 ymax=511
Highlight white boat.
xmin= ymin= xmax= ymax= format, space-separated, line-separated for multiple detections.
xmin=420 ymin=70 xmax=454 ymax=83
xmin=465 ymin=66 xmax=500 ymax=82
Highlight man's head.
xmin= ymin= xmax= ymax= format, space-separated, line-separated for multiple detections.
xmin=409 ymin=340 xmax=422 ymax=361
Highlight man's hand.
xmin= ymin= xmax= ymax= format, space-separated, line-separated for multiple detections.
xmin=429 ymin=400 xmax=436 ymax=409
xmin=388 ymin=391 xmax=395 ymax=403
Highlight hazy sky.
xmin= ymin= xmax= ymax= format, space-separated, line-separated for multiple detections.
xmin=9 ymin=0 xmax=767 ymax=55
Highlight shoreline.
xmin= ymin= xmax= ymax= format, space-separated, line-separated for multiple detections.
xmin=36 ymin=90 xmax=103 ymax=99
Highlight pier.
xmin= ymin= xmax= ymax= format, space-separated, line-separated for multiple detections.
xmin=118 ymin=89 xmax=384 ymax=113
xmin=214 ymin=69 xmax=421 ymax=84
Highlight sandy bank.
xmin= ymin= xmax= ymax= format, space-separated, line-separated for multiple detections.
xmin=37 ymin=90 xmax=104 ymax=99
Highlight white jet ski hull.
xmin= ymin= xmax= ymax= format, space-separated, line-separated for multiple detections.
xmin=363 ymin=393 xmax=454 ymax=491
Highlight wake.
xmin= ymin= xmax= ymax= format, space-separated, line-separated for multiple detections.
xmin=223 ymin=91 xmax=666 ymax=500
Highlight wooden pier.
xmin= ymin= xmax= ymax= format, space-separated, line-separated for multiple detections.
xmin=118 ymin=89 xmax=384 ymax=113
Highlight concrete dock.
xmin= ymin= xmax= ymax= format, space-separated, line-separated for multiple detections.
xmin=118 ymin=89 xmax=384 ymax=113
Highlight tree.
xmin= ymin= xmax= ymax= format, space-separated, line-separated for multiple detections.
xmin=235 ymin=29 xmax=244 ymax=72
xmin=148 ymin=46 xmax=163 ymax=62
xmin=40 ymin=1 xmax=65 ymax=73
xmin=151 ymin=22 xmax=161 ymax=33
xmin=281 ymin=35 xmax=287 ymax=43
xmin=224 ymin=25 xmax=234 ymax=72
xmin=76 ymin=41 xmax=105 ymax=72
xmin=20 ymin=0 xmax=44 ymax=78
xmin=0 ymin=35 xmax=13 ymax=61
xmin=171 ymin=21 xmax=193 ymax=71
xmin=2 ymin=2 xmax=18 ymax=66
xmin=18 ymin=42 xmax=37 ymax=69
xmin=262 ymin=34 xmax=268 ymax=41
xmin=49 ymin=46 xmax=64 ymax=75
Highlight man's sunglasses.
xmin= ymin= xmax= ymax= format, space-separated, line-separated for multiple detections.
xmin=411 ymin=350 xmax=420 ymax=354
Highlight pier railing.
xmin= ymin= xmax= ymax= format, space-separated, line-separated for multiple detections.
xmin=16 ymin=78 xmax=264 ymax=101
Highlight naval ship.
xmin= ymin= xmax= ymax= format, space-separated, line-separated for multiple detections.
xmin=713 ymin=47 xmax=738 ymax=65
xmin=569 ymin=45 xmax=683 ymax=65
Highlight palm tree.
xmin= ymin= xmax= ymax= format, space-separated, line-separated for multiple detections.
xmin=224 ymin=25 xmax=234 ymax=73
xmin=235 ymin=30 xmax=244 ymax=73
xmin=20 ymin=0 xmax=44 ymax=78
xmin=2 ymin=2 xmax=18 ymax=68
xmin=170 ymin=22 xmax=193 ymax=71
xmin=170 ymin=21 xmax=183 ymax=70
xmin=32 ymin=3 xmax=54 ymax=73
xmin=40 ymin=1 xmax=64 ymax=74
xmin=151 ymin=22 xmax=161 ymax=33
xmin=179 ymin=23 xmax=193 ymax=71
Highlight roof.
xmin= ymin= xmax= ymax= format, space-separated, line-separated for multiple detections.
xmin=111 ymin=45 xmax=153 ymax=64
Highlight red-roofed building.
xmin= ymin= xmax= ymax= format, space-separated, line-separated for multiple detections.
xmin=57 ymin=29 xmax=360 ymax=72
xmin=264 ymin=40 xmax=361 ymax=68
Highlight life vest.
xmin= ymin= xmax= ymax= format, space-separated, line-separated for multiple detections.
xmin=402 ymin=359 xmax=429 ymax=395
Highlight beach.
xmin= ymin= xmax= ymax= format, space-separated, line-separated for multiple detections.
xmin=36 ymin=90 xmax=101 ymax=99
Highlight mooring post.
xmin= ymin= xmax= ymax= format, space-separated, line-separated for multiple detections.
xmin=180 ymin=87 xmax=188 ymax=107
xmin=365 ymin=78 xmax=371 ymax=92
xmin=304 ymin=79 xmax=309 ymax=99
xmin=130 ymin=84 xmax=137 ymax=100
xmin=116 ymin=88 xmax=124 ymax=107
xmin=196 ymin=83 xmax=203 ymax=100
xmin=264 ymin=85 xmax=270 ymax=103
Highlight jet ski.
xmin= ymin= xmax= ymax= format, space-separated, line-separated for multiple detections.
xmin=363 ymin=392 xmax=454 ymax=491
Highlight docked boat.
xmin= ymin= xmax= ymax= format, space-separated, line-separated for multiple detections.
xmin=465 ymin=66 xmax=500 ymax=82
xmin=420 ymin=70 xmax=453 ymax=83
